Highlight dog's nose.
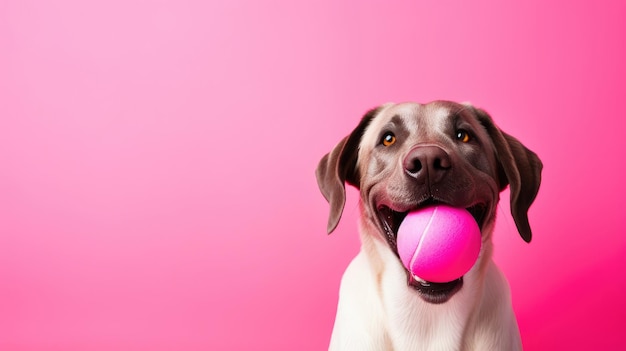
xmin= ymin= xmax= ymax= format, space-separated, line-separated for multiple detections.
xmin=403 ymin=146 xmax=451 ymax=184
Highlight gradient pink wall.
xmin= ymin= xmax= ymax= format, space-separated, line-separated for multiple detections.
xmin=1 ymin=1 xmax=625 ymax=350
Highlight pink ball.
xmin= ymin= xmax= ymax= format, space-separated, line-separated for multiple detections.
xmin=397 ymin=205 xmax=481 ymax=283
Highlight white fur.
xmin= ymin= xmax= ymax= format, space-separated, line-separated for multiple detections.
xmin=328 ymin=217 xmax=522 ymax=351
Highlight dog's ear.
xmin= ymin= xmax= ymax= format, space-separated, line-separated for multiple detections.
xmin=473 ymin=107 xmax=543 ymax=243
xmin=315 ymin=108 xmax=378 ymax=234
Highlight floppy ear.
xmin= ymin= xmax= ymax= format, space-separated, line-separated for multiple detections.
xmin=474 ymin=107 xmax=543 ymax=243
xmin=315 ymin=108 xmax=378 ymax=234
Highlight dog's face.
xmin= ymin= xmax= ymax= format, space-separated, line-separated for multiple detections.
xmin=317 ymin=101 xmax=542 ymax=303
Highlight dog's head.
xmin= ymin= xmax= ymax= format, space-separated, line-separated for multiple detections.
xmin=316 ymin=101 xmax=542 ymax=303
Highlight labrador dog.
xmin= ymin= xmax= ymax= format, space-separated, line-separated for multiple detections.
xmin=316 ymin=101 xmax=542 ymax=351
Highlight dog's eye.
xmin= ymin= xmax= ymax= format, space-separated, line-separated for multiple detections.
xmin=382 ymin=132 xmax=396 ymax=147
xmin=455 ymin=129 xmax=472 ymax=143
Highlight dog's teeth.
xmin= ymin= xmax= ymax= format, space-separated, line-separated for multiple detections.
xmin=413 ymin=275 xmax=428 ymax=284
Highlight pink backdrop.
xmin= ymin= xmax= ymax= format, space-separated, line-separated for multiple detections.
xmin=2 ymin=1 xmax=625 ymax=350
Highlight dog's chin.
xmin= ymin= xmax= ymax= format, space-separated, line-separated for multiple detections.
xmin=376 ymin=200 xmax=487 ymax=304
xmin=408 ymin=275 xmax=463 ymax=304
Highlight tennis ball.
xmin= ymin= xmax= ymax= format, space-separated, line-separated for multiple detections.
xmin=396 ymin=205 xmax=481 ymax=283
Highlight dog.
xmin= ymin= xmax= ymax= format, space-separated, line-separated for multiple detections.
xmin=316 ymin=101 xmax=542 ymax=351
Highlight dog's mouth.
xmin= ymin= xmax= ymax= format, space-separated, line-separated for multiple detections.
xmin=377 ymin=200 xmax=487 ymax=304
xmin=377 ymin=200 xmax=486 ymax=248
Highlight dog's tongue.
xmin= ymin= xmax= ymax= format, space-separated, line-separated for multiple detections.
xmin=396 ymin=205 xmax=481 ymax=283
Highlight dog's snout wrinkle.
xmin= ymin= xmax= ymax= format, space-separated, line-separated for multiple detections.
xmin=403 ymin=146 xmax=451 ymax=184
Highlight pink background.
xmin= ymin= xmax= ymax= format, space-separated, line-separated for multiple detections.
xmin=1 ymin=1 xmax=625 ymax=350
